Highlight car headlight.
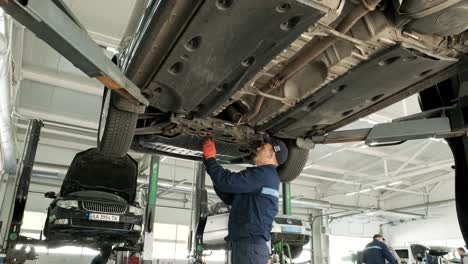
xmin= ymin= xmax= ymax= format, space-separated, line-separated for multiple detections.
xmin=129 ymin=206 xmax=143 ymax=216
xmin=133 ymin=225 xmax=142 ymax=231
xmin=54 ymin=219 xmax=69 ymax=225
xmin=56 ymin=200 xmax=78 ymax=209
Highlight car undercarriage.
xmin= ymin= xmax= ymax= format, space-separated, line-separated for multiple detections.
xmin=106 ymin=0 xmax=468 ymax=166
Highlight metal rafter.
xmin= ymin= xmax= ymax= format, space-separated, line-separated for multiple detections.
xmin=380 ymin=172 xmax=453 ymax=200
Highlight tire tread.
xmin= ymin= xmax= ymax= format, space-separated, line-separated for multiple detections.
xmin=98 ymin=96 xmax=138 ymax=157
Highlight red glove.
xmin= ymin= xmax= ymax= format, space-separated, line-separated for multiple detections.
xmin=203 ymin=138 xmax=216 ymax=159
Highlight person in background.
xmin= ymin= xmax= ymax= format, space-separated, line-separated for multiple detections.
xmin=458 ymin=247 xmax=468 ymax=264
xmin=362 ymin=234 xmax=398 ymax=264
xmin=91 ymin=247 xmax=113 ymax=264
xmin=383 ymin=237 xmax=401 ymax=264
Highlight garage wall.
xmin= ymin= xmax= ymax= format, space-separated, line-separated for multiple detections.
xmin=382 ymin=205 xmax=463 ymax=247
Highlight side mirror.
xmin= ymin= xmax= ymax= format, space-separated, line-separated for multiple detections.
xmin=44 ymin=191 xmax=57 ymax=199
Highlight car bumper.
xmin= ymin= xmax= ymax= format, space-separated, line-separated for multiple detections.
xmin=46 ymin=208 xmax=142 ymax=243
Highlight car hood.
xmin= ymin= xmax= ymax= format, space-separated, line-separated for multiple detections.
xmin=59 ymin=148 xmax=138 ymax=203
xmin=66 ymin=190 xmax=128 ymax=204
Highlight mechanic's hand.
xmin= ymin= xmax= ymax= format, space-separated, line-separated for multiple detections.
xmin=203 ymin=138 xmax=216 ymax=159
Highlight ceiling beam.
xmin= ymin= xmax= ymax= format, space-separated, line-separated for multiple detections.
xmin=379 ymin=172 xmax=453 ymax=200
xmin=16 ymin=107 xmax=98 ymax=130
xmin=15 ymin=122 xmax=96 ymax=142
xmin=354 ymin=141 xmax=426 ymax=173
xmin=390 ymin=141 xmax=432 ymax=177
xmin=348 ymin=146 xmax=426 ymax=166
xmin=21 ymin=65 xmax=103 ymax=96
xmin=304 ymin=164 xmax=371 ymax=178
xmin=363 ymin=161 xmax=453 ymax=188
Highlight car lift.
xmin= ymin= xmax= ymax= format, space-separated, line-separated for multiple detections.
xmin=187 ymin=162 xmax=208 ymax=264
xmin=0 ymin=120 xmax=43 ymax=264
xmin=0 ymin=0 xmax=149 ymax=109
xmin=114 ymin=155 xmax=160 ymax=264
xmin=0 ymin=119 xmax=159 ymax=264
xmin=309 ymin=105 xmax=466 ymax=146
xmin=271 ymin=182 xmax=295 ymax=264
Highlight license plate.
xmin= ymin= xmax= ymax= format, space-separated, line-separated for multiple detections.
xmin=281 ymin=226 xmax=302 ymax=234
xmin=88 ymin=213 xmax=120 ymax=222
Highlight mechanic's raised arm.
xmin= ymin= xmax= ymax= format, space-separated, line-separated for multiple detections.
xmin=204 ymin=157 xmax=265 ymax=193
xmin=203 ymin=139 xmax=265 ymax=193
xmin=213 ymin=185 xmax=234 ymax=205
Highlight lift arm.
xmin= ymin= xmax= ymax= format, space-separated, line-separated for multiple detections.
xmin=311 ymin=107 xmax=467 ymax=146
xmin=0 ymin=0 xmax=149 ymax=107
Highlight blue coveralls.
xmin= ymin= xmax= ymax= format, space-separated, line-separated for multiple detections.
xmin=204 ymin=157 xmax=280 ymax=264
xmin=362 ymin=239 xmax=398 ymax=264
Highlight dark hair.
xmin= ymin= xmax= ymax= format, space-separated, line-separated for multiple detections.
xmin=458 ymin=247 xmax=466 ymax=253
xmin=373 ymin=234 xmax=383 ymax=240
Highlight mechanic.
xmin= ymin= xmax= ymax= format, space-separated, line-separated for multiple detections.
xmin=383 ymin=237 xmax=400 ymax=263
xmin=90 ymin=249 xmax=113 ymax=264
xmin=458 ymin=247 xmax=468 ymax=264
xmin=202 ymin=137 xmax=288 ymax=264
xmin=362 ymin=234 xmax=398 ymax=264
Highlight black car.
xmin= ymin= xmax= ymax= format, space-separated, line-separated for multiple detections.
xmin=43 ymin=149 xmax=143 ymax=247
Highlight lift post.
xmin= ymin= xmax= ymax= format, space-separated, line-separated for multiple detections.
xmin=0 ymin=120 xmax=42 ymax=263
xmin=140 ymin=156 xmax=160 ymax=264
xmin=282 ymin=182 xmax=292 ymax=216
xmin=273 ymin=182 xmax=293 ymax=264
xmin=189 ymin=162 xmax=208 ymax=264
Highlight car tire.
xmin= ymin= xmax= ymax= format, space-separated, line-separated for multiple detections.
xmin=421 ymin=74 xmax=468 ymax=245
xmin=277 ymin=140 xmax=309 ymax=182
xmin=418 ymin=77 xmax=458 ymax=111
xmin=98 ymin=89 xmax=138 ymax=157
xmin=446 ymin=137 xmax=468 ymax=245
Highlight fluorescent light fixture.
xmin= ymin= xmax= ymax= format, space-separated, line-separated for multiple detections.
xmin=389 ymin=181 xmax=403 ymax=186
xmin=346 ymin=188 xmax=373 ymax=196
xmin=374 ymin=185 xmax=387 ymax=190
